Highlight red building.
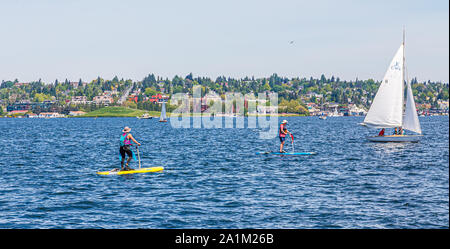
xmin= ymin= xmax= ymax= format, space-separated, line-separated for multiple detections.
xmin=148 ymin=94 xmax=168 ymax=103
xmin=129 ymin=95 xmax=138 ymax=103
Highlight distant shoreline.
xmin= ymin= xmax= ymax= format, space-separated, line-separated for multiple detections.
xmin=3 ymin=106 xmax=447 ymax=118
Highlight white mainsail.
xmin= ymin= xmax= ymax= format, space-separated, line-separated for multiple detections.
xmin=160 ymin=102 xmax=167 ymax=121
xmin=362 ymin=44 xmax=404 ymax=128
xmin=402 ymin=79 xmax=422 ymax=134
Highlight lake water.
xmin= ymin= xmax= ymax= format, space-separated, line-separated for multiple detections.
xmin=0 ymin=116 xmax=448 ymax=228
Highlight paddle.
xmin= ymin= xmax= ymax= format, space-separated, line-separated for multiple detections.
xmin=136 ymin=145 xmax=141 ymax=169
xmin=290 ymin=133 xmax=295 ymax=153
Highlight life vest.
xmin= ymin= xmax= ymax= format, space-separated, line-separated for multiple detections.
xmin=279 ymin=123 xmax=287 ymax=137
xmin=119 ymin=133 xmax=132 ymax=146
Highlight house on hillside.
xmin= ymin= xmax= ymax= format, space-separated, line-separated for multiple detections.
xmin=70 ymin=96 xmax=89 ymax=105
xmin=128 ymin=95 xmax=138 ymax=103
xmin=93 ymin=95 xmax=113 ymax=105
xmin=103 ymin=90 xmax=118 ymax=97
xmin=306 ymin=102 xmax=320 ymax=116
xmin=38 ymin=112 xmax=65 ymax=118
xmin=148 ymin=94 xmax=169 ymax=103
xmin=257 ymin=105 xmax=278 ymax=114
xmin=348 ymin=104 xmax=367 ymax=116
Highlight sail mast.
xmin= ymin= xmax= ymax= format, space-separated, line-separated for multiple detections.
xmin=402 ymin=27 xmax=406 ymax=115
xmin=401 ymin=27 xmax=422 ymax=134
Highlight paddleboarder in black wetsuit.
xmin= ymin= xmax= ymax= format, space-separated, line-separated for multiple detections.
xmin=119 ymin=126 xmax=141 ymax=170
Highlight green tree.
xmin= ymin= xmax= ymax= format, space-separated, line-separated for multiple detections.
xmin=263 ymin=82 xmax=271 ymax=91
xmin=34 ymin=93 xmax=51 ymax=102
xmin=145 ymin=87 xmax=158 ymax=96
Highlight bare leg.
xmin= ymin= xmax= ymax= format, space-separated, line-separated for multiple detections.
xmin=280 ymin=141 xmax=285 ymax=152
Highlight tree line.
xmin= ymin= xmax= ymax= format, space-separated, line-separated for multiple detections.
xmin=1 ymin=73 xmax=448 ymax=114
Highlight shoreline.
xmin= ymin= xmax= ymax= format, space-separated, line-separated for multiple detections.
xmin=3 ymin=105 xmax=447 ymax=118
xmin=2 ymin=114 xmax=448 ymax=118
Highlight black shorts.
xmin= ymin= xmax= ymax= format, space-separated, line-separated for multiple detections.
xmin=279 ymin=136 xmax=286 ymax=142
xmin=120 ymin=145 xmax=133 ymax=158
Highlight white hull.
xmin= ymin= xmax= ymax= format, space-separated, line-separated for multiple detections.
xmin=367 ymin=135 xmax=422 ymax=143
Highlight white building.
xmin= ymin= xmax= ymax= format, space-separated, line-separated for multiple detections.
xmin=38 ymin=112 xmax=65 ymax=118
xmin=93 ymin=95 xmax=113 ymax=105
xmin=257 ymin=105 xmax=278 ymax=114
xmin=438 ymin=100 xmax=449 ymax=110
xmin=348 ymin=104 xmax=367 ymax=116
xmin=103 ymin=90 xmax=119 ymax=96
xmin=71 ymin=96 xmax=89 ymax=105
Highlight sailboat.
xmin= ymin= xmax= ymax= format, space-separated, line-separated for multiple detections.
xmin=360 ymin=31 xmax=422 ymax=142
xmin=159 ymin=101 xmax=168 ymax=122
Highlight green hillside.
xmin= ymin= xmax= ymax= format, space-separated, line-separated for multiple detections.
xmin=79 ymin=106 xmax=155 ymax=117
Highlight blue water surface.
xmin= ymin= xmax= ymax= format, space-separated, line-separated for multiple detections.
xmin=0 ymin=116 xmax=448 ymax=228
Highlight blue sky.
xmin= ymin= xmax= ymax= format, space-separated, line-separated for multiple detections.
xmin=0 ymin=0 xmax=448 ymax=83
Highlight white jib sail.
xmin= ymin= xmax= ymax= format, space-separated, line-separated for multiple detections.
xmin=362 ymin=44 xmax=404 ymax=128
xmin=160 ymin=102 xmax=167 ymax=121
xmin=402 ymin=79 xmax=422 ymax=134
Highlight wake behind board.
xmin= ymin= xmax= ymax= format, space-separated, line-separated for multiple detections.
xmin=97 ymin=167 xmax=164 ymax=175
xmin=256 ymin=152 xmax=316 ymax=155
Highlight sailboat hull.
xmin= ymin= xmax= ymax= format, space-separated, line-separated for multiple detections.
xmin=367 ymin=135 xmax=422 ymax=143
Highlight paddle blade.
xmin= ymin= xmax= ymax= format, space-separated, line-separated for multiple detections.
xmin=290 ymin=134 xmax=294 ymax=142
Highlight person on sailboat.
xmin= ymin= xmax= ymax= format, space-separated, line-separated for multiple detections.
xmin=398 ymin=127 xmax=404 ymax=135
xmin=119 ymin=126 xmax=141 ymax=170
xmin=279 ymin=120 xmax=291 ymax=153
xmin=378 ymin=128 xmax=385 ymax=136
xmin=393 ymin=127 xmax=398 ymax=135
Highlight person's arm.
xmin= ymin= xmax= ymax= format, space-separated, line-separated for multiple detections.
xmin=128 ymin=134 xmax=141 ymax=146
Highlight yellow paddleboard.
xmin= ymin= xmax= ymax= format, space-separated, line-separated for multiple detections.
xmin=97 ymin=167 xmax=164 ymax=175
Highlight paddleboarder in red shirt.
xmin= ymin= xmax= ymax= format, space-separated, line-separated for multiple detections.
xmin=279 ymin=120 xmax=292 ymax=153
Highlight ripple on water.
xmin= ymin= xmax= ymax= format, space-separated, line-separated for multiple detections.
xmin=0 ymin=116 xmax=448 ymax=228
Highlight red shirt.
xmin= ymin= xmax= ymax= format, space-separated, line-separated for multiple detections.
xmin=279 ymin=124 xmax=287 ymax=137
